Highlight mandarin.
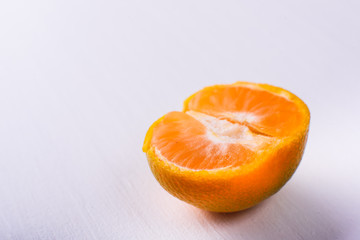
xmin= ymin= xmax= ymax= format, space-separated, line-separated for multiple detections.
xmin=143 ymin=82 xmax=310 ymax=212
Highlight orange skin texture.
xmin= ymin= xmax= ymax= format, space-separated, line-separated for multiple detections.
xmin=143 ymin=82 xmax=310 ymax=212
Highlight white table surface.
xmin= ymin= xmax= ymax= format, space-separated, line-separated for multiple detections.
xmin=1 ymin=1 xmax=360 ymax=239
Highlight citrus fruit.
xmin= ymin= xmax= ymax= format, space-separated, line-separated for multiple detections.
xmin=143 ymin=82 xmax=310 ymax=212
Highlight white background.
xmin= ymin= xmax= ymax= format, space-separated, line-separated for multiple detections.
xmin=1 ymin=0 xmax=360 ymax=239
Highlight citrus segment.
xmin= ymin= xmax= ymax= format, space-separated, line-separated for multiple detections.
xmin=151 ymin=111 xmax=274 ymax=170
xmin=184 ymin=83 xmax=309 ymax=137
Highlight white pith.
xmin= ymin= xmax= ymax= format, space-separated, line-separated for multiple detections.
xmin=186 ymin=110 xmax=271 ymax=150
xmin=220 ymin=112 xmax=260 ymax=124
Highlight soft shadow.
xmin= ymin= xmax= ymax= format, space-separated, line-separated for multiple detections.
xmin=192 ymin=184 xmax=349 ymax=240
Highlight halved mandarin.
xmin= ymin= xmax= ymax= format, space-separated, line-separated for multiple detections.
xmin=143 ymin=82 xmax=310 ymax=212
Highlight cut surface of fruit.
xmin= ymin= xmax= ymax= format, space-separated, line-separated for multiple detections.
xmin=151 ymin=111 xmax=275 ymax=170
xmin=143 ymin=82 xmax=310 ymax=212
xmin=184 ymin=82 xmax=308 ymax=137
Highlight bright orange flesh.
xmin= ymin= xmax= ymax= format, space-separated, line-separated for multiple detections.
xmin=151 ymin=111 xmax=261 ymax=169
xmin=143 ymin=82 xmax=310 ymax=212
xmin=184 ymin=83 xmax=306 ymax=137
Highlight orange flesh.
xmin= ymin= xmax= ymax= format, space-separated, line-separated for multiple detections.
xmin=185 ymin=85 xmax=304 ymax=137
xmin=150 ymin=84 xmax=305 ymax=170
